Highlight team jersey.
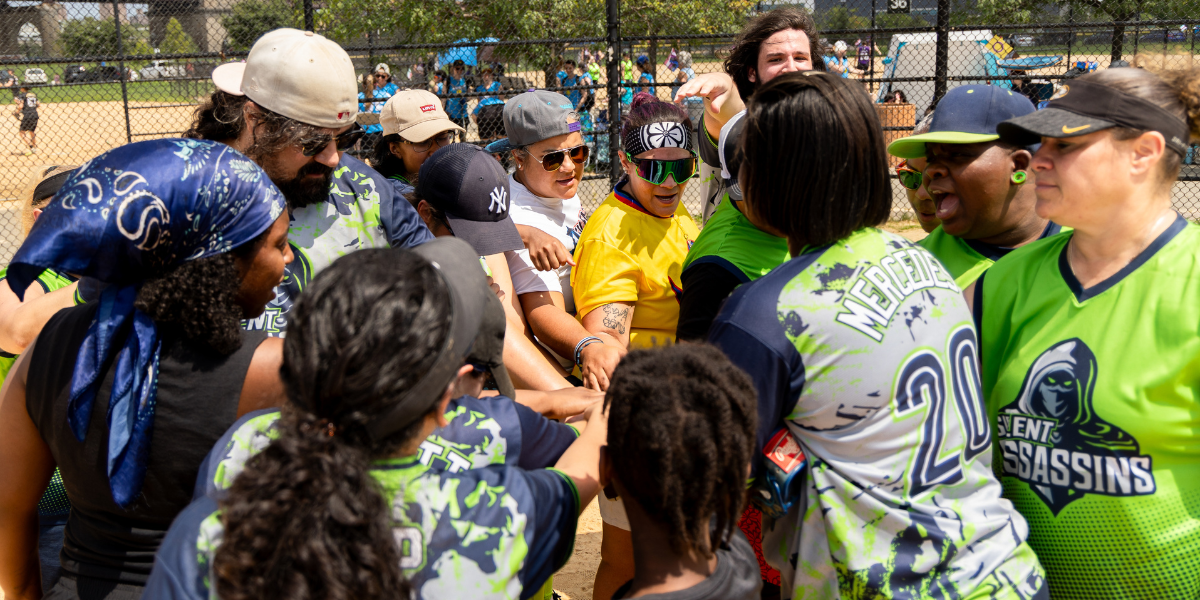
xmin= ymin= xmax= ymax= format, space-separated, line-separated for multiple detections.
xmin=358 ymin=82 xmax=398 ymax=134
xmin=571 ymin=179 xmax=700 ymax=349
xmin=146 ymin=457 xmax=579 ymax=600
xmin=242 ymin=152 xmax=433 ymax=336
xmin=444 ymin=76 xmax=469 ymax=119
xmin=17 ymin=92 xmax=38 ymax=114
xmin=919 ymin=222 xmax=1067 ymax=288
xmin=979 ymin=216 xmax=1200 ymax=599
xmin=682 ymin=198 xmax=788 ymax=282
xmin=474 ymin=80 xmax=505 ymax=113
xmin=709 ymin=227 xmax=1046 ymax=599
xmin=193 ymin=395 xmax=579 ymax=500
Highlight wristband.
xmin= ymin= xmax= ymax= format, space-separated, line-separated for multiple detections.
xmin=574 ymin=336 xmax=602 ymax=366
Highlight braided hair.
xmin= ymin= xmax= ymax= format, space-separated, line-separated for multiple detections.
xmin=212 ymin=248 xmax=453 ymax=600
xmin=604 ymin=344 xmax=757 ymax=556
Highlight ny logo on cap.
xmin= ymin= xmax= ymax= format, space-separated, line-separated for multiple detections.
xmin=420 ymin=104 xmax=437 ymax=113
xmin=488 ymin=186 xmax=508 ymax=214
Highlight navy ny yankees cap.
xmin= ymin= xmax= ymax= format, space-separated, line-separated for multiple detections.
xmin=417 ymin=143 xmax=523 ymax=256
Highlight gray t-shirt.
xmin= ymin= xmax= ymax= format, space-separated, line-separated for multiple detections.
xmin=611 ymin=530 xmax=761 ymax=600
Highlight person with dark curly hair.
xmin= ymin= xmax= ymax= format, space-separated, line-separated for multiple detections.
xmin=0 ymin=138 xmax=292 ymax=600
xmin=187 ymin=29 xmax=432 ymax=336
xmin=147 ymin=240 xmax=608 ymax=600
xmin=602 ymin=344 xmax=761 ymax=599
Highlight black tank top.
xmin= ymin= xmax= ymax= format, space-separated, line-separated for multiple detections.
xmin=26 ymin=302 xmax=266 ymax=585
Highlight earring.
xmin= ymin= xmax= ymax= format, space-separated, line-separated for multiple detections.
xmin=1011 ymin=170 xmax=1027 ymax=185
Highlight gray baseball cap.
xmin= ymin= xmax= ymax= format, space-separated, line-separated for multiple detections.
xmin=484 ymin=90 xmax=582 ymax=154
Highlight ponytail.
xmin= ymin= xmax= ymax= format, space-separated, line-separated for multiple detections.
xmin=212 ymin=249 xmax=453 ymax=599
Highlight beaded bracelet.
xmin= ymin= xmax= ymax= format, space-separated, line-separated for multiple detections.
xmin=574 ymin=336 xmax=603 ymax=366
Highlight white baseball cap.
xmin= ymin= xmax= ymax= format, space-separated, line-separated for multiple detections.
xmin=380 ymin=89 xmax=464 ymax=141
xmin=211 ymin=28 xmax=357 ymax=129
xmin=375 ymin=63 xmax=390 ymax=75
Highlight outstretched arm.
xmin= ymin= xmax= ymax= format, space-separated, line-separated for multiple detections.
xmin=673 ymin=72 xmax=745 ymax=142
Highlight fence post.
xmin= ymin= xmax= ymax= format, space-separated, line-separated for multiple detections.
xmin=932 ymin=0 xmax=950 ymax=106
xmin=606 ymin=0 xmax=621 ymax=186
xmin=111 ymin=0 xmax=132 ymax=143
xmin=303 ymin=0 xmax=315 ymax=32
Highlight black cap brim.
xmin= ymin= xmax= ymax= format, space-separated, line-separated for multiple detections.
xmin=445 ymin=213 xmax=525 ymax=257
xmin=998 ymin=107 xmax=1117 ymax=147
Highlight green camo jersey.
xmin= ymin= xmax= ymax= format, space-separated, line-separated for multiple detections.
xmin=980 ymin=216 xmax=1200 ymax=599
xmin=919 ymin=223 xmax=1067 ymax=288
xmin=682 ymin=198 xmax=789 ymax=281
xmin=710 ymin=228 xmax=1046 ymax=599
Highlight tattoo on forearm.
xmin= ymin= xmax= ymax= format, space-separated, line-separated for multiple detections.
xmin=601 ymin=304 xmax=629 ymax=335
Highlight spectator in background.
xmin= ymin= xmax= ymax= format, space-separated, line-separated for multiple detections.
xmin=559 ymin=59 xmax=583 ymax=108
xmin=370 ymin=89 xmax=463 ymax=196
xmin=621 ymin=51 xmax=635 ymax=83
xmin=824 ymin=40 xmax=857 ymax=78
xmin=444 ymin=60 xmax=470 ymax=137
xmin=472 ymin=66 xmax=506 ymax=144
xmin=12 ymin=85 xmax=38 ymax=155
xmin=358 ymin=63 xmax=399 ymax=155
xmin=671 ymin=51 xmax=704 ymax=126
xmin=577 ymin=61 xmax=595 ymax=114
xmin=432 ymin=68 xmax=447 ymax=94
xmin=572 ymin=92 xmax=701 ymax=599
xmin=586 ymin=52 xmax=603 ymax=84
xmin=885 ymin=89 xmax=908 ymax=103
xmin=855 ymin=37 xmax=879 ymax=73
xmin=635 ymin=55 xmax=655 ymax=96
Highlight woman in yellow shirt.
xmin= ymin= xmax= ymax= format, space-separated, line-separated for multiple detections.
xmin=570 ymin=91 xmax=701 ymax=599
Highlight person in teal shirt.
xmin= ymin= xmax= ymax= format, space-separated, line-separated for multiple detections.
xmin=472 ymin=66 xmax=506 ymax=143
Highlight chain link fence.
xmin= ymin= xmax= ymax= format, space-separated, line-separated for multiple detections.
xmin=2 ymin=0 xmax=1199 ymax=265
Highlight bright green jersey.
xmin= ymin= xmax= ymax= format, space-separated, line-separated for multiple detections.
xmin=919 ymin=223 xmax=1067 ymax=288
xmin=682 ymin=198 xmax=789 ymax=282
xmin=980 ymin=216 xmax=1200 ymax=599
xmin=0 ymin=266 xmax=75 ymax=385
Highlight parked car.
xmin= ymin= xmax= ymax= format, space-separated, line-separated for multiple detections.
xmin=1138 ymin=30 xmax=1187 ymax=44
xmin=23 ymin=68 xmax=46 ymax=84
xmin=63 ymin=64 xmax=126 ymax=83
xmin=139 ymin=60 xmax=186 ymax=80
xmin=1010 ymin=34 xmax=1036 ymax=47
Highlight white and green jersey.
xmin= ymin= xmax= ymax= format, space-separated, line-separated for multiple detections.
xmin=979 ymin=216 xmax=1200 ymax=599
xmin=709 ymin=228 xmax=1046 ymax=599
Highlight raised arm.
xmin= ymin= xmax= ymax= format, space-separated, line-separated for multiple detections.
xmin=0 ymin=278 xmax=78 ymax=355
xmin=673 ymin=72 xmax=745 ymax=142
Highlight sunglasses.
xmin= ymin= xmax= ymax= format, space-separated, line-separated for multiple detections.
xmin=625 ymin=153 xmax=698 ymax=186
xmin=405 ymin=131 xmax=455 ymax=154
xmin=895 ymin=159 xmax=923 ymax=190
xmin=525 ymin=144 xmax=589 ymax=171
xmin=298 ymin=124 xmax=365 ymax=157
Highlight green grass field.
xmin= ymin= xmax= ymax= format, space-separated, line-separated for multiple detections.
xmin=4 ymin=62 xmax=214 ymax=104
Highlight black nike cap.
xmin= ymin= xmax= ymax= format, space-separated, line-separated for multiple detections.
xmin=998 ymin=79 xmax=1190 ymax=155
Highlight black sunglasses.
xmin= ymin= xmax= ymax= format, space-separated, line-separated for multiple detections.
xmin=524 ymin=144 xmax=589 ymax=171
xmin=298 ymin=124 xmax=365 ymax=157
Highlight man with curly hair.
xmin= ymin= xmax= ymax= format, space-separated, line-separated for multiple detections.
xmin=186 ymin=29 xmax=433 ymax=336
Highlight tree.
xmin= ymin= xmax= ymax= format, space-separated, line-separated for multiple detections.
xmin=223 ymin=0 xmax=302 ymax=51
xmin=161 ymin=18 xmax=198 ymax=54
xmin=976 ymin=0 xmax=1177 ymax=62
xmin=819 ymin=6 xmax=871 ymax=36
xmin=60 ymin=17 xmax=142 ymax=57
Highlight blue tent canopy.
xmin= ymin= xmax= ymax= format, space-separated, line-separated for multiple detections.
xmin=997 ymin=56 xmax=1063 ymax=71
xmin=438 ymin=38 xmax=500 ymax=68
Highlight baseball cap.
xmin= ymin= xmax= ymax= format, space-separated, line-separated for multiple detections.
xmin=380 ymin=89 xmax=465 ymax=141
xmin=375 ymin=62 xmax=390 ymax=75
xmin=410 ymin=237 xmax=516 ymax=399
xmin=997 ymin=80 xmax=1190 ymax=156
xmin=484 ymin=90 xmax=581 ymax=154
xmin=887 ymin=85 xmax=1035 ymax=159
xmin=416 ymin=143 xmax=524 ymax=256
xmin=211 ymin=28 xmax=357 ymax=129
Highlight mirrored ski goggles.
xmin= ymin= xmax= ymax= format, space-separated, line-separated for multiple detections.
xmin=895 ymin=159 xmax=923 ymax=190
xmin=625 ymin=153 xmax=698 ymax=186
xmin=299 ymin=124 xmax=365 ymax=157
xmin=525 ymin=144 xmax=590 ymax=171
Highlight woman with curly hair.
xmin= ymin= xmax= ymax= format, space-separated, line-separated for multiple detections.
xmin=0 ymin=138 xmax=292 ymax=600
xmin=147 ymin=239 xmax=607 ymax=600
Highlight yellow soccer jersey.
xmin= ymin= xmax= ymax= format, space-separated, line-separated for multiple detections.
xmin=571 ymin=181 xmax=700 ymax=349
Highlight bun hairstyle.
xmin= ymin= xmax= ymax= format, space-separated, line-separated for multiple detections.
xmin=1084 ymin=67 xmax=1200 ymax=181
xmin=620 ymin=92 xmax=692 ymax=154
xmin=604 ymin=344 xmax=757 ymax=558
xmin=741 ymin=71 xmax=891 ymax=249
xmin=213 ymin=249 xmax=453 ymax=600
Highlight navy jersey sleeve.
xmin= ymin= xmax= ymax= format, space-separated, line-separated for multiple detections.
xmin=347 ymin=154 xmax=433 ymax=249
xmin=707 ymin=267 xmax=807 ymax=478
xmin=517 ymin=469 xmax=580 ymax=599
xmin=512 ymin=400 xmax=579 ymax=470
xmin=144 ymin=496 xmax=221 ymax=600
xmin=676 ymin=260 xmax=747 ymax=342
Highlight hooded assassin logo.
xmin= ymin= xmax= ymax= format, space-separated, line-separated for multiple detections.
xmin=997 ymin=339 xmax=1154 ymax=515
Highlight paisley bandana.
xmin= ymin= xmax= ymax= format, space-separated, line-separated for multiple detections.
xmin=8 ymin=138 xmax=286 ymax=506
xmin=623 ymin=121 xmax=693 ymax=157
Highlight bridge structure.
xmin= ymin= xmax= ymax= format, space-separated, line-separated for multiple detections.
xmin=0 ymin=0 xmax=231 ymax=57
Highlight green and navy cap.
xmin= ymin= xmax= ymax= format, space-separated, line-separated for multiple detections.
xmin=887 ymin=85 xmax=1036 ymax=159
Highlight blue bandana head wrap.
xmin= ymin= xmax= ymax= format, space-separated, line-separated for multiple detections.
xmin=8 ymin=138 xmax=286 ymax=507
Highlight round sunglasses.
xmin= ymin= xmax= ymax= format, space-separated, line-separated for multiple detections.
xmin=625 ymin=152 xmax=698 ymax=186
xmin=524 ymin=144 xmax=590 ymax=171
xmin=895 ymin=159 xmax=924 ymax=190
xmin=298 ymin=124 xmax=365 ymax=157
